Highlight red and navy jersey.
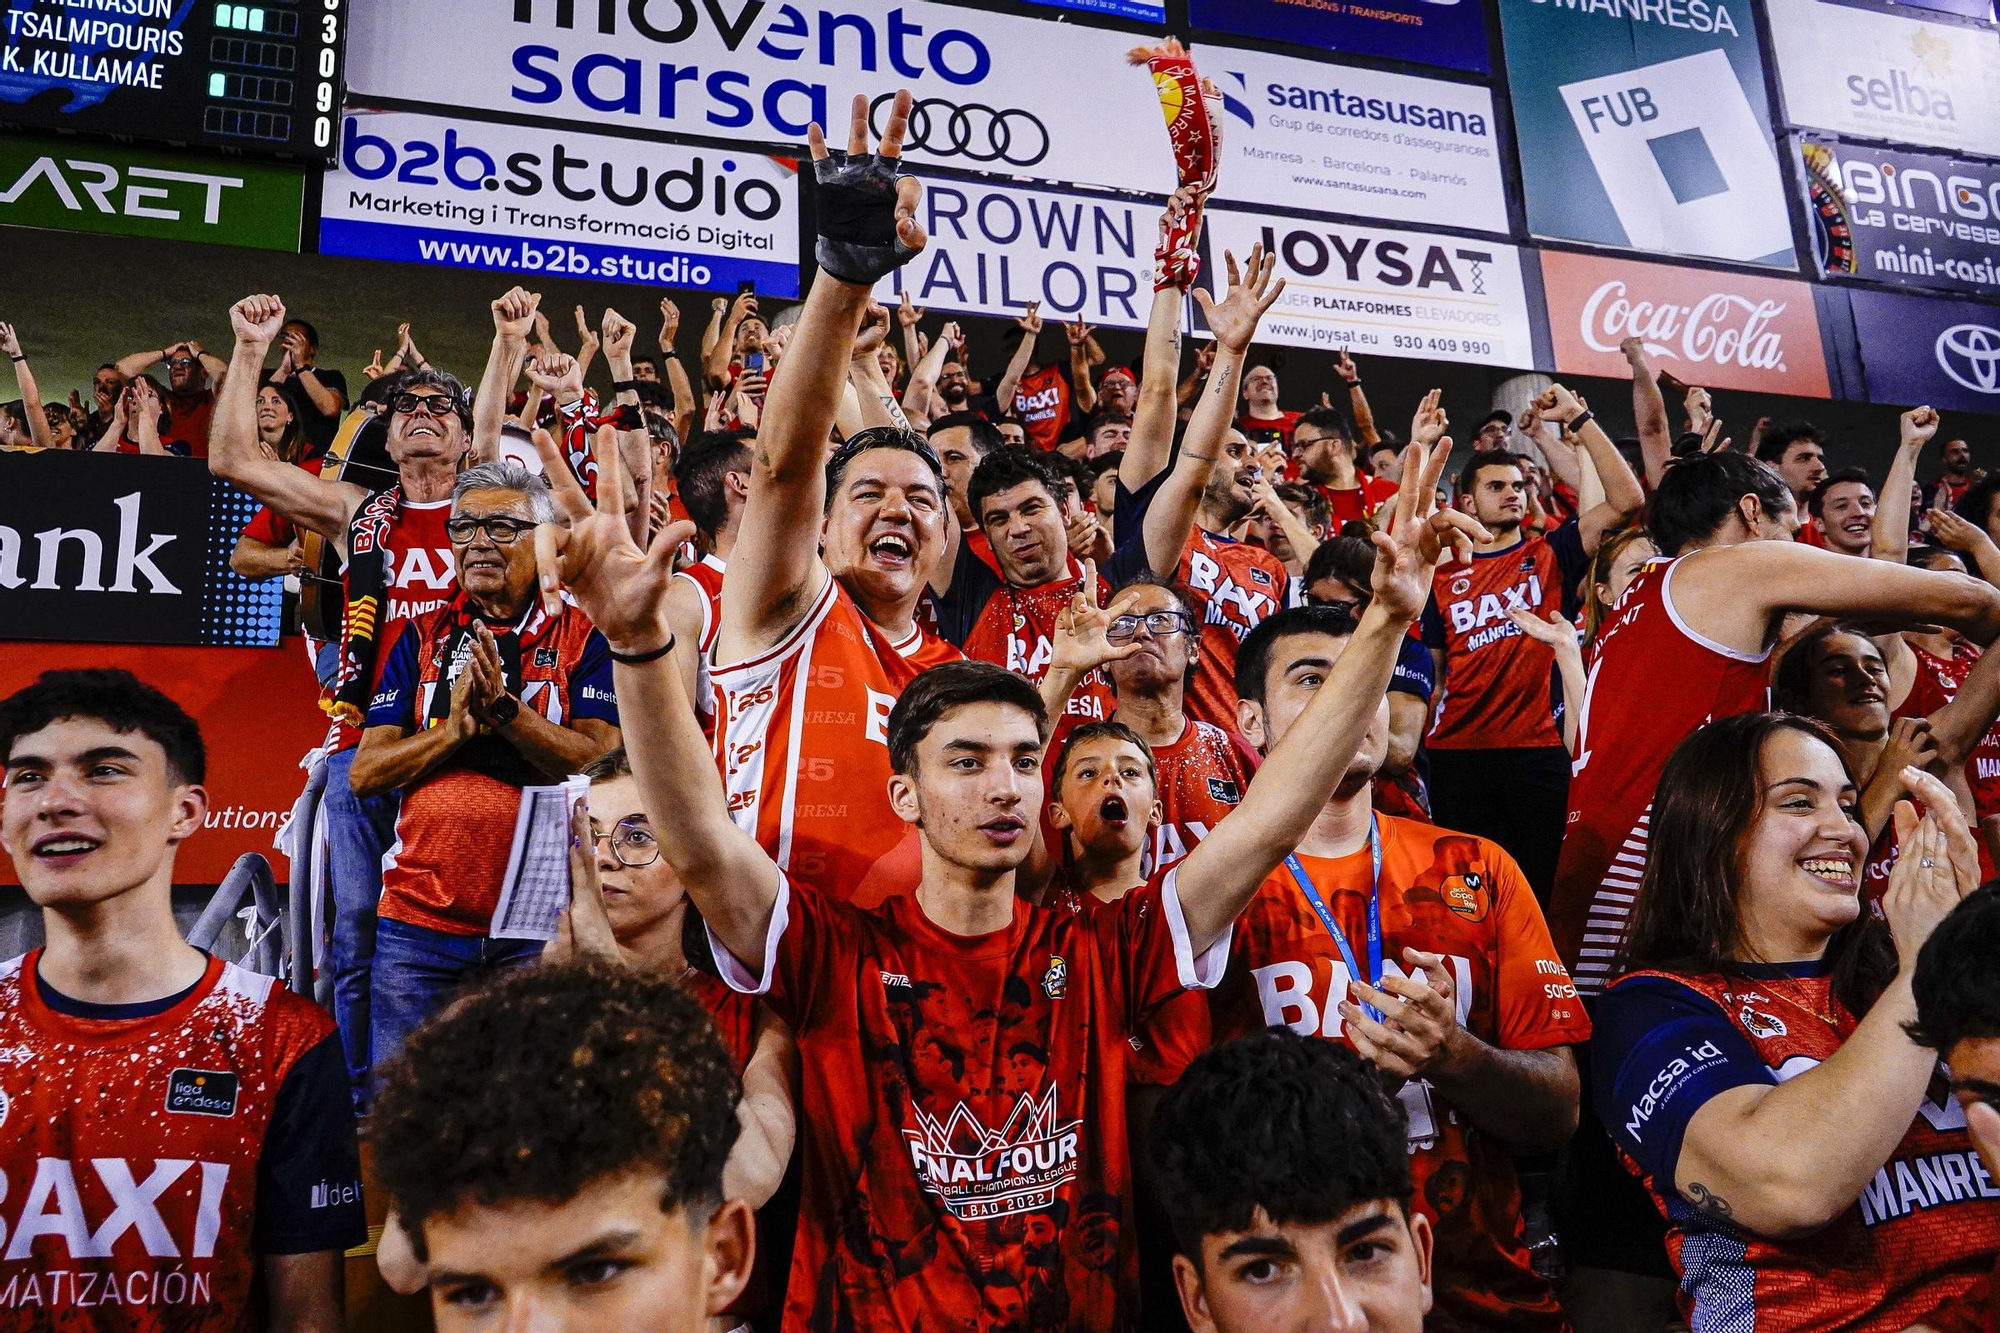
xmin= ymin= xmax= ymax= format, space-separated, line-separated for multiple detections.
xmin=1315 ymin=475 xmax=1399 ymax=531
xmin=1421 ymin=525 xmax=1589 ymax=752
xmin=713 ymin=868 xmax=1227 ymax=1333
xmin=1900 ymin=640 xmax=2000 ymax=881
xmin=365 ymin=599 xmax=619 ymax=934
xmin=0 ymin=951 xmax=366 ymax=1332
xmin=1177 ymin=529 xmax=1288 ymax=733
xmin=1143 ymin=719 xmax=1250 ymax=878
xmin=1551 ymin=556 xmax=1771 ymax=994
xmin=1210 ymin=815 xmax=1589 ymax=1332
xmin=1013 ymin=364 xmax=1074 ymax=452
xmin=1595 ymin=963 xmax=2000 ymax=1332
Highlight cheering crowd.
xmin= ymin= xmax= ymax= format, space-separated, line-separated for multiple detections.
xmin=5 ymin=64 xmax=2000 ymax=1333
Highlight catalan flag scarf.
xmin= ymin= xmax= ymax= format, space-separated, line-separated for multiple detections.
xmin=1129 ymin=41 xmax=1223 ymax=289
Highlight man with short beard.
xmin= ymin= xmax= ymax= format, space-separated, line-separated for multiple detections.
xmin=1931 ymin=435 xmax=1982 ymax=513
xmin=1294 ymin=406 xmax=1398 ymax=529
xmin=1172 ymin=427 xmax=1292 ymax=730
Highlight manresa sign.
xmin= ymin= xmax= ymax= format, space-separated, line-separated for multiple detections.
xmin=0 ymin=452 xmax=282 ymax=647
xmin=1799 ymin=138 xmax=2000 ymax=298
xmin=1540 ymin=249 xmax=1830 ymax=396
xmin=321 ymin=109 xmax=802 ymax=294
xmin=1850 ymin=287 xmax=2000 ymax=414
xmin=344 ymin=0 xmax=1164 ymax=194
xmin=0 ymin=131 xmax=304 ymax=251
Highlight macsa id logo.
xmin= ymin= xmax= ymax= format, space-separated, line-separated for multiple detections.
xmin=340 ymin=117 xmax=785 ymax=220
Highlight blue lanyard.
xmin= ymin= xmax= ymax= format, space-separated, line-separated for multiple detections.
xmin=1283 ymin=814 xmax=1385 ymax=1023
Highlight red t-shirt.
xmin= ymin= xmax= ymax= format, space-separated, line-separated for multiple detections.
xmin=1421 ymin=525 xmax=1590 ymax=752
xmin=1315 ymin=475 xmax=1400 ymax=530
xmin=1178 ymin=528 xmax=1289 ymax=733
xmin=958 ymin=557 xmax=1108 ymax=686
xmin=162 ymin=386 xmax=216 ymax=458
xmin=713 ymin=867 xmax=1227 ymax=1333
xmin=1013 ymin=364 xmax=1073 ymax=452
xmin=1209 ymin=814 xmax=1589 ymax=1331
xmin=1235 ymin=410 xmax=1302 ymax=448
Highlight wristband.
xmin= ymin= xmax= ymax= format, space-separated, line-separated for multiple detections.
xmin=1567 ymin=409 xmax=1595 ymax=433
xmin=7 ymin=354 xmax=23 ymax=362
xmin=608 ymin=635 xmax=676 ymax=665
xmin=612 ymin=379 xmax=643 ymax=392
xmin=1347 ymin=380 xmax=1362 ymax=389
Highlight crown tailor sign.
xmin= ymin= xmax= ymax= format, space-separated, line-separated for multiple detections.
xmin=1766 ymin=0 xmax=2000 ymax=157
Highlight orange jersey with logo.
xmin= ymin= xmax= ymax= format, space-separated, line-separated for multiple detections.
xmin=1210 ymin=814 xmax=1590 ymax=1332
xmin=1178 ymin=530 xmax=1289 ymax=733
xmin=712 ymin=575 xmax=960 ymax=907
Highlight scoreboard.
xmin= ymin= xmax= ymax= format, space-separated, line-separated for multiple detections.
xmin=0 ymin=0 xmax=347 ymax=163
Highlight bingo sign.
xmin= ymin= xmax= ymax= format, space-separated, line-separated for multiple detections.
xmin=319 ymin=108 xmax=802 ymax=294
xmin=1203 ymin=206 xmax=1537 ymax=368
xmin=876 ymin=177 xmax=1178 ymax=331
xmin=1798 ymin=138 xmax=2000 ymax=299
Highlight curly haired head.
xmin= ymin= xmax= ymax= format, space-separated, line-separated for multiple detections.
xmin=371 ymin=961 xmax=740 ymax=1252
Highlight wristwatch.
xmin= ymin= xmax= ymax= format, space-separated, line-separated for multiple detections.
xmin=486 ymin=693 xmax=520 ymax=726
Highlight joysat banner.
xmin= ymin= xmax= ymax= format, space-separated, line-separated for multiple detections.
xmin=1766 ymin=0 xmax=2000 ymax=157
xmin=1540 ymin=248 xmax=1830 ymax=396
xmin=344 ymin=0 xmax=1169 ymax=196
xmin=1849 ymin=287 xmax=2000 ymax=415
xmin=1196 ymin=42 xmax=1508 ymax=235
xmin=1201 ymin=206 xmax=1537 ymax=368
xmin=1497 ymin=0 xmax=1794 ymax=267
xmin=874 ymin=176 xmax=1183 ymax=332
xmin=1798 ymin=138 xmax=2000 ymax=299
xmin=320 ymin=109 xmax=802 ymax=295
xmin=1190 ymin=0 xmax=1491 ymax=75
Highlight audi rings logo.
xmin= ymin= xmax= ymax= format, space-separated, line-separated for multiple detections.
xmin=870 ymin=94 xmax=1050 ymax=167
xmin=1936 ymin=323 xmax=2000 ymax=397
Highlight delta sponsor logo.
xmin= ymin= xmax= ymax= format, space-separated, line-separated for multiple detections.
xmin=1623 ymin=1039 xmax=1725 ymax=1141
xmin=1935 ymin=323 xmax=2000 ymax=397
xmin=904 ymin=1086 xmax=1082 ymax=1220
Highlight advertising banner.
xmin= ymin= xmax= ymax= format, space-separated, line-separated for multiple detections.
xmin=0 ymin=131 xmax=304 ymax=251
xmin=1195 ymin=43 xmax=1508 ymax=234
xmin=1497 ymin=0 xmax=1794 ymax=267
xmin=1191 ymin=0 xmax=1490 ymax=74
xmin=343 ymin=0 xmax=1169 ymax=195
xmin=319 ymin=108 xmax=802 ymax=295
xmin=1766 ymin=0 xmax=2000 ymax=157
xmin=876 ymin=177 xmax=1181 ymax=331
xmin=1539 ymin=249 xmax=1830 ymax=396
xmin=1850 ymin=287 xmax=2000 ymax=415
xmin=1798 ymin=138 xmax=2000 ymax=299
xmin=0 ymin=642 xmax=330 ymax=887
xmin=1006 ymin=0 xmax=1164 ymax=20
xmin=0 ymin=452 xmax=283 ymax=647
xmin=1201 ymin=206 xmax=1537 ymax=368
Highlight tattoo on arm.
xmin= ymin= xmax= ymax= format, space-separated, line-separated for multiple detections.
xmin=879 ymin=392 xmax=910 ymax=431
xmin=1684 ymin=1182 xmax=1734 ymax=1222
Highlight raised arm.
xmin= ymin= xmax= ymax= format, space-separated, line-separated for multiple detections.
xmin=1176 ymin=438 xmax=1483 ymax=952
xmin=534 ymin=425 xmax=782 ymax=968
xmin=704 ymin=290 xmax=758 ymax=390
xmin=209 ymin=296 xmax=362 ymax=542
xmin=1539 ymin=383 xmax=1643 ymax=553
xmin=473 ymin=287 xmax=540 ymax=463
xmin=114 ymin=346 xmax=165 ymax=380
xmin=725 ymin=1008 xmax=799 ymax=1208
xmin=571 ymin=305 xmax=602 ymax=385
xmin=719 ymin=92 xmax=928 ymax=660
xmin=1118 ymin=286 xmax=1188 ymax=492
xmin=1335 ymin=349 xmax=1377 ymax=448
xmin=1511 ymin=607 xmax=1588 ymax=756
xmin=0 ymin=324 xmax=55 ymax=450
xmin=1871 ymin=406 xmax=1938 ymax=564
xmin=1621 ymin=337 xmax=1674 ymax=488
xmin=1068 ymin=321 xmax=1099 ymax=416
xmin=848 ymin=304 xmax=910 ymax=431
xmin=1138 ymin=247 xmax=1287 ymax=576
xmin=991 ymin=303 xmax=1041 ymax=415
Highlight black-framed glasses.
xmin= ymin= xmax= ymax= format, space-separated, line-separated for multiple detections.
xmin=392 ymin=391 xmax=459 ymax=418
xmin=1106 ymin=610 xmax=1195 ymax=643
xmin=589 ymin=816 xmax=660 ymax=868
xmin=446 ymin=516 xmax=534 ymax=545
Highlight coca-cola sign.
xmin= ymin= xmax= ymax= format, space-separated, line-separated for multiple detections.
xmin=1541 ymin=250 xmax=1830 ymax=397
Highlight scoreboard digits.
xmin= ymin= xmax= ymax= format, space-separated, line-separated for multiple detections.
xmin=0 ymin=0 xmax=348 ymax=163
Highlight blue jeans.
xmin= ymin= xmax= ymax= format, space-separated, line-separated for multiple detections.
xmin=369 ymin=917 xmax=543 ymax=1081
xmin=322 ymin=745 xmax=400 ymax=1113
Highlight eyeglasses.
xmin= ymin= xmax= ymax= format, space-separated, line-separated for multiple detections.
xmin=392 ymin=391 xmax=459 ymax=418
xmin=445 ymin=515 xmax=535 ymax=545
xmin=589 ymin=816 xmax=660 ymax=868
xmin=1307 ymin=592 xmax=1369 ymax=615
xmin=1105 ymin=610 xmax=1195 ymax=643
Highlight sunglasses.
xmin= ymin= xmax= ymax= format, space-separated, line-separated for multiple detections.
xmin=445 ymin=516 xmax=534 ymax=545
xmin=393 ymin=391 xmax=459 ymax=418
xmin=1105 ymin=610 xmax=1195 ymax=643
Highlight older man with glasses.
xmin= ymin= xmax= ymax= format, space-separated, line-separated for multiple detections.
xmin=350 ymin=460 xmax=621 ymax=1073
xmin=210 ymin=291 xmax=505 ymax=1108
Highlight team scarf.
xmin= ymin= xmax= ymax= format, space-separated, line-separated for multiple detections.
xmin=325 ymin=485 xmax=403 ymax=727
xmin=420 ymin=593 xmax=554 ymax=778
xmin=1128 ymin=42 xmax=1223 ymax=289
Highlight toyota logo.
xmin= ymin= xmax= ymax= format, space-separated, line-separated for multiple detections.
xmin=869 ymin=94 xmax=1050 ymax=168
xmin=1936 ymin=323 xmax=2000 ymax=396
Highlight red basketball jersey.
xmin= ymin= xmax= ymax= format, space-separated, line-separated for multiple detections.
xmin=712 ymin=574 xmax=960 ymax=907
xmin=1177 ymin=529 xmax=1289 ymax=733
xmin=675 ymin=553 xmax=727 ymax=726
xmin=1901 ymin=640 xmax=2000 ymax=881
xmin=1551 ymin=556 xmax=1771 ymax=994
xmin=959 ymin=559 xmax=1106 ymax=686
xmin=1143 ymin=719 xmax=1251 ymax=878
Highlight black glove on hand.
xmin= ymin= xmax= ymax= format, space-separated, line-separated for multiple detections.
xmin=814 ymin=151 xmax=919 ymax=286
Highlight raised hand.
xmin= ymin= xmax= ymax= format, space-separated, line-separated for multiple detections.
xmin=940 ymin=320 xmax=963 ymax=354
xmin=1885 ymin=765 xmax=1981 ymax=969
xmin=1065 ymin=319 xmax=1096 ymax=348
xmin=363 ymin=349 xmax=386 ymax=381
xmin=1685 ymin=385 xmax=1713 ymax=433
xmin=601 ymin=307 xmax=637 ymax=362
xmin=1902 ymin=405 xmax=1940 ymax=451
xmin=230 ymin=294 xmax=287 ymax=346
xmin=807 ymin=89 xmax=927 ymax=285
xmin=658 ymin=296 xmax=681 ymax=350
xmin=492 ymin=286 xmax=541 ymax=342
xmin=1016 ymin=300 xmax=1044 ymax=337
xmin=853 ymin=303 xmax=892 ymax=358
xmin=1335 ymin=347 xmax=1359 ymax=384
xmin=1368 ymin=435 xmax=1488 ymax=621
xmin=1409 ymin=389 xmax=1447 ymax=447
xmin=573 ymin=305 xmax=602 ymax=360
xmin=533 ymin=424 xmax=696 ymax=646
xmin=1050 ymin=562 xmax=1142 ymax=678
xmin=524 ymin=351 xmax=584 ymax=400
xmin=1193 ymin=245 xmax=1286 ymax=354
xmin=1928 ymin=506 xmax=1995 ymax=557
xmin=1507 ymin=606 xmax=1579 ymax=648
xmin=0 ymin=322 xmax=21 ymax=358
xmin=897 ymin=289 xmax=925 ymax=328
xmin=279 ymin=325 xmax=311 ymax=366
xmin=1536 ymin=382 xmax=1587 ymax=424
xmin=552 ymin=801 xmax=623 ymax=965
xmin=1698 ymin=418 xmax=1731 ymax=455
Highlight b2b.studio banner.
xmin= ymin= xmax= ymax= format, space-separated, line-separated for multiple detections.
xmin=1798 ymin=138 xmax=2000 ymax=299
xmin=1849 ymin=287 xmax=2000 ymax=415
xmin=1497 ymin=0 xmax=1794 ymax=267
xmin=1190 ymin=0 xmax=1490 ymax=75
xmin=320 ymin=109 xmax=802 ymax=295
xmin=0 ymin=452 xmax=283 ymax=647
xmin=1766 ymin=0 xmax=2000 ymax=157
